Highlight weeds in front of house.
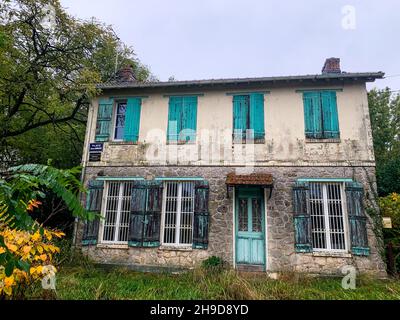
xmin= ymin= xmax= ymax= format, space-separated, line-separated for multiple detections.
xmin=24 ymin=255 xmax=400 ymax=300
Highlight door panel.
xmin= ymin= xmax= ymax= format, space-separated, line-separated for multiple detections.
xmin=235 ymin=188 xmax=265 ymax=267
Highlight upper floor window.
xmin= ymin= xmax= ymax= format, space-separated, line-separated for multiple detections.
xmin=167 ymin=96 xmax=198 ymax=144
xmin=302 ymin=91 xmax=340 ymax=140
xmin=232 ymin=93 xmax=265 ymax=143
xmin=114 ymin=102 xmax=127 ymax=140
xmin=95 ymin=97 xmax=142 ymax=143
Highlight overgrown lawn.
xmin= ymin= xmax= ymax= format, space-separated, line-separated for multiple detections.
xmin=27 ymin=267 xmax=400 ymax=300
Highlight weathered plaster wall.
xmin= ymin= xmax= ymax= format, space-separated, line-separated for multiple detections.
xmin=79 ymin=165 xmax=386 ymax=277
xmin=83 ymin=83 xmax=375 ymax=167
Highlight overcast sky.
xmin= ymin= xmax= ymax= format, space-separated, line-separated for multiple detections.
xmin=60 ymin=0 xmax=400 ymax=91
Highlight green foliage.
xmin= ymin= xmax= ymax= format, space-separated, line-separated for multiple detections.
xmin=201 ymin=256 xmax=225 ymax=271
xmin=0 ymin=163 xmax=88 ymax=230
xmin=0 ymin=0 xmax=154 ymax=168
xmin=368 ymin=88 xmax=400 ymax=196
xmin=379 ymin=193 xmax=400 ymax=271
xmin=25 ymin=267 xmax=400 ymax=300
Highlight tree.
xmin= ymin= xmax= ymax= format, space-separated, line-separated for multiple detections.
xmin=368 ymin=88 xmax=400 ymax=196
xmin=0 ymin=0 xmax=153 ymax=166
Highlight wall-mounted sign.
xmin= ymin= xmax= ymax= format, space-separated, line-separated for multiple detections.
xmin=89 ymin=143 xmax=103 ymax=152
xmin=383 ymin=217 xmax=392 ymax=229
xmin=89 ymin=153 xmax=102 ymax=162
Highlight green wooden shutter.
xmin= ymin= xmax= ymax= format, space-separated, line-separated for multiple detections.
xmin=233 ymin=95 xmax=249 ymax=142
xmin=345 ymin=182 xmax=370 ymax=256
xmin=128 ymin=181 xmax=147 ymax=247
xmin=142 ymin=181 xmax=163 ymax=247
xmin=293 ymin=182 xmax=312 ymax=253
xmin=181 ymin=96 xmax=198 ymax=143
xmin=167 ymin=97 xmax=183 ymax=142
xmin=82 ymin=180 xmax=104 ymax=246
xmin=250 ymin=93 xmax=265 ymax=141
xmin=95 ymin=99 xmax=114 ymax=142
xmin=321 ymin=91 xmax=340 ymax=139
xmin=193 ymin=181 xmax=210 ymax=249
xmin=124 ymin=97 xmax=141 ymax=142
xmin=303 ymin=92 xmax=322 ymax=139
xmin=128 ymin=181 xmax=162 ymax=247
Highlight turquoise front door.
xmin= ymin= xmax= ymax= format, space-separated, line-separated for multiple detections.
xmin=235 ymin=188 xmax=266 ymax=268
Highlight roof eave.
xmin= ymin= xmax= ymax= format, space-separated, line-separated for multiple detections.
xmin=96 ymin=72 xmax=385 ymax=90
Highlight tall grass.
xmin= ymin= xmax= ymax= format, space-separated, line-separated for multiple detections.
xmin=26 ymin=265 xmax=400 ymax=300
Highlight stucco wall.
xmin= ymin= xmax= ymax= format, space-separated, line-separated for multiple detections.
xmin=83 ymin=83 xmax=375 ymax=167
xmin=79 ymin=165 xmax=386 ymax=277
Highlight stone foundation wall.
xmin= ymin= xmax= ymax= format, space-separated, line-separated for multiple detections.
xmin=77 ymin=165 xmax=386 ymax=277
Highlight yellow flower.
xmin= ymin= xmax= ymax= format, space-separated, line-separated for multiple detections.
xmin=6 ymin=243 xmax=18 ymax=252
xmin=4 ymin=276 xmax=14 ymax=287
xmin=31 ymin=232 xmax=41 ymax=242
xmin=3 ymin=286 xmax=12 ymax=296
xmin=0 ymin=247 xmax=6 ymax=255
xmin=22 ymin=245 xmax=32 ymax=255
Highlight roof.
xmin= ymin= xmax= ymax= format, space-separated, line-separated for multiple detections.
xmin=226 ymin=173 xmax=274 ymax=186
xmin=97 ymin=72 xmax=384 ymax=91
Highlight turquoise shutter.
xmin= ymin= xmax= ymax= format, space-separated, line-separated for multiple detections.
xmin=293 ymin=182 xmax=312 ymax=253
xmin=181 ymin=96 xmax=198 ymax=142
xmin=82 ymin=180 xmax=104 ymax=246
xmin=250 ymin=93 xmax=265 ymax=140
xmin=193 ymin=181 xmax=210 ymax=249
xmin=233 ymin=95 xmax=249 ymax=142
xmin=345 ymin=182 xmax=370 ymax=256
xmin=124 ymin=97 xmax=141 ymax=142
xmin=95 ymin=99 xmax=114 ymax=142
xmin=321 ymin=91 xmax=340 ymax=139
xmin=167 ymin=97 xmax=183 ymax=142
xmin=128 ymin=181 xmax=147 ymax=247
xmin=303 ymin=92 xmax=322 ymax=139
xmin=129 ymin=181 xmax=162 ymax=247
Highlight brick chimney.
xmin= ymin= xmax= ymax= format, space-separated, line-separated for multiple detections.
xmin=322 ymin=58 xmax=341 ymax=74
xmin=116 ymin=64 xmax=137 ymax=82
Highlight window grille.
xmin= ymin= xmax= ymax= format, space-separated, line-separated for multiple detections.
xmin=309 ymin=182 xmax=347 ymax=251
xmin=162 ymin=181 xmax=195 ymax=246
xmin=102 ymin=181 xmax=135 ymax=243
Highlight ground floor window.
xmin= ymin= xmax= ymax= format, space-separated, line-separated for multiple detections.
xmin=101 ymin=181 xmax=135 ymax=243
xmin=309 ymin=182 xmax=348 ymax=252
xmin=162 ymin=181 xmax=195 ymax=246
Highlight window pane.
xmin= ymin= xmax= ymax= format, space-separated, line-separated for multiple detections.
xmin=326 ymin=183 xmax=346 ymax=250
xmin=309 ymin=183 xmax=326 ymax=250
xmin=179 ymin=182 xmax=195 ymax=245
xmin=164 ymin=182 xmax=178 ymax=244
xmin=252 ymin=198 xmax=262 ymax=233
xmin=309 ymin=182 xmax=346 ymax=251
xmin=114 ymin=103 xmax=127 ymax=140
xmin=238 ymin=198 xmax=248 ymax=232
xmin=163 ymin=181 xmax=194 ymax=245
xmin=102 ymin=181 xmax=133 ymax=243
xmin=103 ymin=182 xmax=120 ymax=242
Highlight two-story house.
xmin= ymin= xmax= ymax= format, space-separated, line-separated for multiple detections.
xmin=76 ymin=58 xmax=386 ymax=276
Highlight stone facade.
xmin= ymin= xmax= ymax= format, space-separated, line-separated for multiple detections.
xmin=78 ymin=165 xmax=387 ymax=277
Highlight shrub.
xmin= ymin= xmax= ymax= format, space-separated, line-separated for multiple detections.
xmin=0 ymin=203 xmax=65 ymax=299
xmin=201 ymin=256 xmax=225 ymax=271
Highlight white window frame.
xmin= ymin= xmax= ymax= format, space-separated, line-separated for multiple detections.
xmin=160 ymin=181 xmax=195 ymax=247
xmin=112 ymin=101 xmax=127 ymax=142
xmin=309 ymin=182 xmax=350 ymax=253
xmin=99 ymin=180 xmax=133 ymax=245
